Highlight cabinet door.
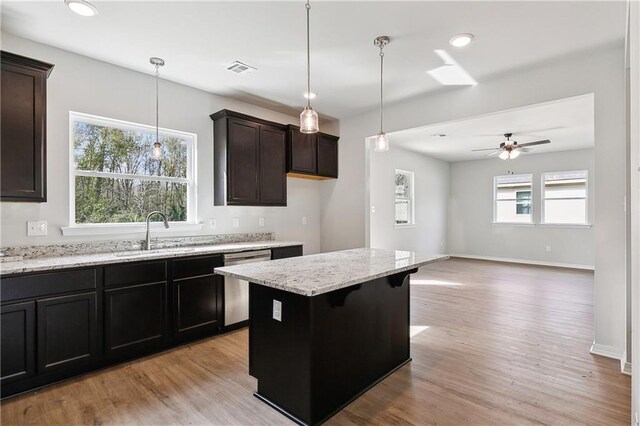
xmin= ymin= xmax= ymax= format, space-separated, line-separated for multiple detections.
xmin=1 ymin=301 xmax=35 ymax=384
xmin=259 ymin=125 xmax=287 ymax=205
xmin=37 ymin=292 xmax=97 ymax=373
xmin=0 ymin=59 xmax=48 ymax=202
xmin=288 ymin=129 xmax=317 ymax=174
xmin=174 ymin=275 xmax=222 ymax=340
xmin=227 ymin=118 xmax=260 ymax=204
xmin=105 ymin=282 xmax=167 ymax=359
xmin=317 ymin=135 xmax=338 ymax=178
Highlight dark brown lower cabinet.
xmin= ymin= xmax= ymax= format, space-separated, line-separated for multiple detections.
xmin=37 ymin=292 xmax=98 ymax=373
xmin=174 ymin=275 xmax=222 ymax=340
xmin=104 ymin=281 xmax=167 ymax=359
xmin=1 ymin=301 xmax=36 ymax=384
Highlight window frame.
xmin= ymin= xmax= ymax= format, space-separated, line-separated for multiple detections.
xmin=394 ymin=169 xmax=415 ymax=228
xmin=67 ymin=111 xmax=198 ymax=230
xmin=493 ymin=173 xmax=534 ymax=225
xmin=541 ymin=170 xmax=589 ymax=226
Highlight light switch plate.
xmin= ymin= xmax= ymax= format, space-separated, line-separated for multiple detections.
xmin=233 ymin=218 xmax=239 ymax=228
xmin=210 ymin=219 xmax=216 ymax=229
xmin=273 ymin=299 xmax=282 ymax=321
xmin=302 ymin=216 xmax=307 ymax=225
xmin=27 ymin=221 xmax=47 ymax=236
xmin=259 ymin=217 xmax=265 ymax=227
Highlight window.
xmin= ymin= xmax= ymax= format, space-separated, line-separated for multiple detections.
xmin=542 ymin=170 xmax=588 ymax=224
xmin=70 ymin=112 xmax=196 ymax=225
xmin=494 ymin=174 xmax=533 ymax=223
xmin=395 ymin=170 xmax=415 ymax=226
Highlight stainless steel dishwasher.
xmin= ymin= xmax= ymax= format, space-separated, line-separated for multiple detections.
xmin=223 ymin=249 xmax=272 ymax=327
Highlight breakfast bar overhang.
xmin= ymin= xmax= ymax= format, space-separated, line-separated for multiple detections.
xmin=215 ymin=248 xmax=447 ymax=426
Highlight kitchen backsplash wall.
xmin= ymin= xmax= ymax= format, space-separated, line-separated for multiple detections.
xmin=0 ymin=32 xmax=339 ymax=255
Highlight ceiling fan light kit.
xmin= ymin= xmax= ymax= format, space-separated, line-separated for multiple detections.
xmin=473 ymin=132 xmax=551 ymax=160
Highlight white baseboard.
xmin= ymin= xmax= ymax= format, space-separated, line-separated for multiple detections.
xmin=449 ymin=253 xmax=595 ymax=271
xmin=590 ymin=341 xmax=626 ymax=360
xmin=622 ymin=361 xmax=632 ymax=376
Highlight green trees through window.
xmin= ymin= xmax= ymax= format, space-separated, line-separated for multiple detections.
xmin=72 ymin=115 xmax=194 ymax=224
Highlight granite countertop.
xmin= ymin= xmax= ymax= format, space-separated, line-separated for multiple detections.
xmin=0 ymin=241 xmax=303 ymax=276
xmin=214 ymin=248 xmax=448 ymax=296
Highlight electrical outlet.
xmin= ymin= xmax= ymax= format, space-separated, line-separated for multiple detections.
xmin=273 ymin=299 xmax=282 ymax=322
xmin=259 ymin=217 xmax=265 ymax=227
xmin=546 ymin=245 xmax=552 ymax=252
xmin=209 ymin=219 xmax=216 ymax=229
xmin=232 ymin=218 xmax=239 ymax=228
xmin=302 ymin=216 xmax=307 ymax=225
xmin=371 ymin=205 xmax=376 ymax=213
xmin=27 ymin=221 xmax=47 ymax=236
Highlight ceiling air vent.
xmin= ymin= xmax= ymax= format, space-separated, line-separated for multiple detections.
xmin=226 ymin=61 xmax=257 ymax=74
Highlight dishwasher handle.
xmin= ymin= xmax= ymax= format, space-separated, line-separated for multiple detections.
xmin=223 ymin=249 xmax=272 ymax=264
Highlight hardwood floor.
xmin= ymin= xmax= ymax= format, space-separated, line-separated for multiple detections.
xmin=1 ymin=258 xmax=630 ymax=425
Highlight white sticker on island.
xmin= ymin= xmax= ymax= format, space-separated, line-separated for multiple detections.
xmin=273 ymin=299 xmax=282 ymax=322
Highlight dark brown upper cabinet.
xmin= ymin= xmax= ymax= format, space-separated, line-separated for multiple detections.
xmin=211 ymin=110 xmax=287 ymax=206
xmin=286 ymin=125 xmax=339 ymax=179
xmin=1 ymin=51 xmax=54 ymax=202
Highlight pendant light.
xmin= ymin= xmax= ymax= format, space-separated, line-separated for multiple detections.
xmin=299 ymin=0 xmax=319 ymax=134
xmin=373 ymin=36 xmax=390 ymax=152
xmin=150 ymin=57 xmax=165 ymax=160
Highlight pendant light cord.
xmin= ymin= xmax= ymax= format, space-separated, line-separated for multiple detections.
xmin=379 ymin=45 xmax=384 ymax=134
xmin=155 ymin=63 xmax=160 ymax=145
xmin=306 ymin=0 xmax=311 ymax=109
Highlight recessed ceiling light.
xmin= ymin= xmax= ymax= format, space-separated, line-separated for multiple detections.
xmin=449 ymin=33 xmax=474 ymax=48
xmin=303 ymin=92 xmax=317 ymax=100
xmin=64 ymin=0 xmax=98 ymax=16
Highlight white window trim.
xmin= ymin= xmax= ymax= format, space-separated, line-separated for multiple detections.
xmin=394 ymin=169 xmax=415 ymax=228
xmin=540 ymin=170 xmax=590 ymax=226
xmin=493 ymin=174 xmax=534 ymax=225
xmin=66 ymin=111 xmax=198 ymax=235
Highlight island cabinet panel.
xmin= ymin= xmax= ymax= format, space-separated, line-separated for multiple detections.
xmin=211 ymin=110 xmax=287 ymax=206
xmin=104 ymin=281 xmax=167 ymax=360
xmin=0 ymin=301 xmax=35 ymax=384
xmin=249 ymin=270 xmax=413 ymax=426
xmin=36 ymin=292 xmax=98 ymax=373
xmin=171 ymin=255 xmax=224 ymax=341
xmin=0 ymin=51 xmax=54 ymax=202
xmin=286 ymin=126 xmax=339 ymax=180
xmin=271 ymin=245 xmax=303 ymax=260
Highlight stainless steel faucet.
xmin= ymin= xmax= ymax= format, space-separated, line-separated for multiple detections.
xmin=144 ymin=211 xmax=170 ymax=250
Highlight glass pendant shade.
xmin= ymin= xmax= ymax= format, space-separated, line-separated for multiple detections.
xmin=152 ymin=141 xmax=163 ymax=160
xmin=373 ymin=132 xmax=389 ymax=152
xmin=300 ymin=107 xmax=319 ymax=134
xmin=510 ymin=149 xmax=521 ymax=159
xmin=499 ymin=150 xmax=510 ymax=160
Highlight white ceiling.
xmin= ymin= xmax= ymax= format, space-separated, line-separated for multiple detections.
xmin=388 ymin=94 xmax=595 ymax=162
xmin=1 ymin=1 xmax=626 ymax=120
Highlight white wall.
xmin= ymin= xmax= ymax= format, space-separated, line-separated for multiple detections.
xmin=369 ymin=147 xmax=449 ymax=254
xmin=0 ymin=33 xmax=338 ymax=254
xmin=323 ymin=44 xmax=626 ymax=354
xmin=449 ymin=149 xmax=595 ymax=268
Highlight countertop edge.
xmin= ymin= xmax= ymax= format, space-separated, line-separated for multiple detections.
xmin=0 ymin=241 xmax=304 ymax=276
xmin=215 ymin=254 xmax=449 ymax=296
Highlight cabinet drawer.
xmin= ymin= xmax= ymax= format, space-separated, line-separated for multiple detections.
xmin=173 ymin=255 xmax=223 ymax=279
xmin=1 ymin=268 xmax=96 ymax=302
xmin=104 ymin=260 xmax=167 ymax=288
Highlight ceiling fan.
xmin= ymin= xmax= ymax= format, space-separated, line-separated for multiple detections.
xmin=472 ymin=132 xmax=551 ymax=160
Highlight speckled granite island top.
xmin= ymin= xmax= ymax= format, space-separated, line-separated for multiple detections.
xmin=0 ymin=241 xmax=302 ymax=276
xmin=215 ymin=248 xmax=448 ymax=296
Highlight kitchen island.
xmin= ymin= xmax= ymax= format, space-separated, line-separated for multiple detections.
xmin=215 ymin=248 xmax=447 ymax=425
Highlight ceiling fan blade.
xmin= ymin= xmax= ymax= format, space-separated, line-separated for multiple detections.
xmin=517 ymin=147 xmax=531 ymax=152
xmin=517 ymin=139 xmax=550 ymax=147
xmin=472 ymin=148 xmax=501 ymax=152
xmin=485 ymin=151 xmax=501 ymax=157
